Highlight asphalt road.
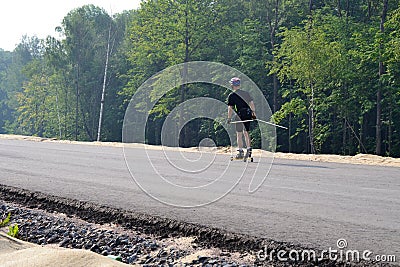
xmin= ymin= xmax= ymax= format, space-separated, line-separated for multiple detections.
xmin=0 ymin=138 xmax=399 ymax=262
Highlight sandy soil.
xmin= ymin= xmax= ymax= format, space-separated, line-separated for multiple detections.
xmin=0 ymin=233 xmax=131 ymax=267
xmin=1 ymin=134 xmax=399 ymax=168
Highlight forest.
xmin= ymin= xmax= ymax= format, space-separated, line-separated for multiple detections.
xmin=0 ymin=0 xmax=399 ymax=157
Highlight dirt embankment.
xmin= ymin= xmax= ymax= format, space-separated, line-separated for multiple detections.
xmin=1 ymin=134 xmax=399 ymax=168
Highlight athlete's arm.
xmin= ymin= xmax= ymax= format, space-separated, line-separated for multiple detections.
xmin=228 ymin=105 xmax=233 ymax=120
xmin=249 ymin=101 xmax=256 ymax=118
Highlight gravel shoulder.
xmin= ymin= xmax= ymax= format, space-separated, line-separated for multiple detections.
xmin=0 ymin=189 xmax=258 ymax=267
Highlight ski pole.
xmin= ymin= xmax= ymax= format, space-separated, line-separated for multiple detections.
xmin=230 ymin=119 xmax=288 ymax=130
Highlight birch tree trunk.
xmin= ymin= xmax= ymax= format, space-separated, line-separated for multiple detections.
xmin=97 ymin=21 xmax=112 ymax=142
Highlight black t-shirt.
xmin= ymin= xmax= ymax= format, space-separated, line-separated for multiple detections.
xmin=227 ymin=89 xmax=253 ymax=112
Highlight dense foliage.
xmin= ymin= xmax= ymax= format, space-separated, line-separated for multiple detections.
xmin=0 ymin=0 xmax=399 ymax=156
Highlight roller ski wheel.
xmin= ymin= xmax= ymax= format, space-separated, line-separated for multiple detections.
xmin=230 ymin=150 xmax=244 ymax=161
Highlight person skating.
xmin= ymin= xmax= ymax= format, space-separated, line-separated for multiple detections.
xmin=227 ymin=77 xmax=256 ymax=159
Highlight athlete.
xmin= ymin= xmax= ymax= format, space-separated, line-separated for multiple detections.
xmin=227 ymin=77 xmax=256 ymax=159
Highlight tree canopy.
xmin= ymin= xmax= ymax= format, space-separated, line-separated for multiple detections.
xmin=0 ymin=0 xmax=399 ymax=157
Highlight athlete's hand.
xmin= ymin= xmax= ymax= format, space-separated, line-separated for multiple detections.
xmin=227 ymin=118 xmax=231 ymax=124
xmin=251 ymin=111 xmax=256 ymax=120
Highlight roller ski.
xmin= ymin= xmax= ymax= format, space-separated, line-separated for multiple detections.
xmin=230 ymin=149 xmax=244 ymax=161
xmin=230 ymin=148 xmax=253 ymax=162
xmin=243 ymin=147 xmax=253 ymax=162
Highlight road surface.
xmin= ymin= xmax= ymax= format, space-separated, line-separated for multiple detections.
xmin=0 ymin=138 xmax=399 ymax=261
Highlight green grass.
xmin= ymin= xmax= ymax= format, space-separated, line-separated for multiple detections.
xmin=0 ymin=213 xmax=11 ymax=227
xmin=7 ymin=224 xmax=19 ymax=238
xmin=1 ymin=212 xmax=19 ymax=238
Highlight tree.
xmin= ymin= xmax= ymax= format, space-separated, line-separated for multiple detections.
xmin=61 ymin=5 xmax=114 ymax=140
xmin=383 ymin=5 xmax=400 ymax=156
xmin=125 ymin=0 xmax=231 ymax=146
xmin=1 ymin=36 xmax=43 ymax=134
xmin=0 ymin=49 xmax=12 ymax=133
xmin=271 ymin=13 xmax=349 ymax=153
xmin=375 ymin=0 xmax=388 ymax=155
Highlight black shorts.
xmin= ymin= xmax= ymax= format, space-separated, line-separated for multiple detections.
xmin=235 ymin=108 xmax=252 ymax=132
xmin=235 ymin=121 xmax=251 ymax=132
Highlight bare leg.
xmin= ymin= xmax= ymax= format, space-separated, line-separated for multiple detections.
xmin=243 ymin=130 xmax=251 ymax=148
xmin=237 ymin=132 xmax=243 ymax=150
